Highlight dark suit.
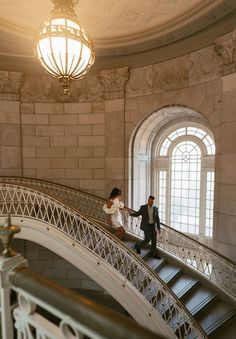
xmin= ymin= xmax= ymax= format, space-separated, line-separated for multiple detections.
xmin=131 ymin=204 xmax=160 ymax=256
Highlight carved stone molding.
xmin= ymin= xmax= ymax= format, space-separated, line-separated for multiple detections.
xmin=215 ymin=29 xmax=236 ymax=75
xmin=0 ymin=71 xmax=24 ymax=101
xmin=99 ymin=67 xmax=130 ymax=100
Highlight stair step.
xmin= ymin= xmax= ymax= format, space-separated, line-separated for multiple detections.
xmin=183 ymin=286 xmax=218 ymax=316
xmin=140 ymin=247 xmax=151 ymax=259
xmin=145 ymin=256 xmax=166 ymax=270
xmin=169 ymin=274 xmax=200 ymax=299
xmin=155 ymin=264 xmax=183 ymax=285
xmin=153 ymin=274 xmax=199 ymax=317
xmin=122 ymin=239 xmax=135 ymax=248
xmin=169 ymin=286 xmax=218 ymax=335
xmin=212 ymin=313 xmax=236 ymax=339
xmin=196 ymin=300 xmax=236 ymax=336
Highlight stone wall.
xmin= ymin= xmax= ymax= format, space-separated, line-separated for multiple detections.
xmin=0 ymin=29 xmax=236 ymax=260
xmin=13 ymin=239 xmax=103 ymax=290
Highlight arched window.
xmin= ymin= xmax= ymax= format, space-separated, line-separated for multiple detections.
xmin=156 ymin=124 xmax=215 ymax=237
xmin=129 ymin=106 xmax=215 ymax=242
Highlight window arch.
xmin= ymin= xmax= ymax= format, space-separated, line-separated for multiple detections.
xmin=129 ymin=106 xmax=215 ymax=242
xmin=156 ymin=124 xmax=215 ymax=238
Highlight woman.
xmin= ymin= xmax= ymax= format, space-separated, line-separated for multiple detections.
xmin=103 ymin=187 xmax=126 ymax=240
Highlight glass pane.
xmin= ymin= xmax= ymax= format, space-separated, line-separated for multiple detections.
xmin=170 ymin=140 xmax=201 ymax=235
xmin=158 ymin=171 xmax=166 ymax=223
xmin=205 ymin=171 xmax=215 ymax=237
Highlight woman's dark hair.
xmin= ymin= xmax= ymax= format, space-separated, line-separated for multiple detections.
xmin=109 ymin=187 xmax=121 ymax=198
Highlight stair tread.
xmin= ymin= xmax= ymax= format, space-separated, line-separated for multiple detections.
xmin=183 ymin=286 xmax=217 ymax=315
xmin=196 ymin=300 xmax=236 ymax=335
xmin=122 ymin=239 xmax=135 ymax=248
xmin=169 ymin=274 xmax=200 ymax=299
xmin=145 ymin=256 xmax=166 ymax=270
xmin=211 ymin=313 xmax=236 ymax=339
xmin=156 ymin=264 xmax=182 ymax=284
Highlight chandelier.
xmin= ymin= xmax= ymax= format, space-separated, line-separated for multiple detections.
xmin=35 ymin=0 xmax=95 ymax=94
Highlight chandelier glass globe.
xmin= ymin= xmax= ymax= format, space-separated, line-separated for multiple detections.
xmin=35 ymin=0 xmax=95 ymax=94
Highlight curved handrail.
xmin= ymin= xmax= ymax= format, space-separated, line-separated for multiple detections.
xmin=0 ymin=176 xmax=106 ymax=220
xmin=11 ymin=267 xmax=165 ymax=339
xmin=159 ymin=223 xmax=236 ymax=296
xmin=0 ymin=182 xmax=206 ymax=338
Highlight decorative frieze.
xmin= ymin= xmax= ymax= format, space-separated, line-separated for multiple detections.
xmin=189 ymin=46 xmax=222 ymax=85
xmin=126 ymin=66 xmax=154 ymax=98
xmin=21 ymin=74 xmax=104 ymax=103
xmin=0 ymin=71 xmax=24 ymax=101
xmin=215 ymin=29 xmax=236 ymax=75
xmin=99 ymin=67 xmax=130 ymax=100
xmin=15 ymin=67 xmax=131 ymax=102
xmin=153 ymin=56 xmax=190 ymax=93
xmin=70 ymin=74 xmax=103 ymax=102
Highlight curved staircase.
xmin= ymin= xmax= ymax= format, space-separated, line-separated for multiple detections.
xmin=0 ymin=177 xmax=235 ymax=338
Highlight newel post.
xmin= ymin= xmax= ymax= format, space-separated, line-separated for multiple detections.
xmin=0 ymin=215 xmax=27 ymax=339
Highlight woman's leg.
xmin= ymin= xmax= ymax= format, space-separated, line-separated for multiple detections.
xmin=115 ymin=226 xmax=125 ymax=240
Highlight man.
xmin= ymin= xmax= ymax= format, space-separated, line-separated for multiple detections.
xmin=130 ymin=195 xmax=161 ymax=258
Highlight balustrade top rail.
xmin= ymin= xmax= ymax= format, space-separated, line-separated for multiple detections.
xmin=0 ymin=181 xmax=206 ymax=338
xmin=11 ymin=267 xmax=165 ymax=339
xmin=0 ymin=176 xmax=235 ymax=300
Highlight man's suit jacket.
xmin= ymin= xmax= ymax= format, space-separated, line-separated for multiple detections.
xmin=131 ymin=204 xmax=160 ymax=232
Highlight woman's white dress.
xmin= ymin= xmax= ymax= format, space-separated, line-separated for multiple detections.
xmin=103 ymin=198 xmax=124 ymax=228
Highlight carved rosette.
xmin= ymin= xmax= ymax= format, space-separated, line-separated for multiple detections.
xmin=0 ymin=71 xmax=24 ymax=101
xmin=99 ymin=67 xmax=130 ymax=100
xmin=215 ymin=29 xmax=236 ymax=75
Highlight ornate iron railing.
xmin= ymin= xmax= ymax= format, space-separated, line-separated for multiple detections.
xmin=159 ymin=223 xmax=236 ymax=298
xmin=10 ymin=266 xmax=164 ymax=339
xmin=0 ymin=248 xmax=165 ymax=339
xmin=1 ymin=176 xmax=235 ymax=301
xmin=0 ymin=182 xmax=206 ymax=338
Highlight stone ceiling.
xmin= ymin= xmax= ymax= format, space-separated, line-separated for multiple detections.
xmin=0 ymin=0 xmax=236 ymax=72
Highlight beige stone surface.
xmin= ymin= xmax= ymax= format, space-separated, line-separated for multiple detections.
xmin=50 ymin=114 xmax=77 ymax=126
xmin=37 ymin=147 xmax=64 ymax=158
xmin=79 ymin=179 xmax=105 ymax=190
xmin=79 ymin=158 xmax=104 ymax=169
xmin=21 ymin=125 xmax=36 ymax=136
xmin=36 ymin=126 xmax=64 ymax=136
xmin=93 ymin=147 xmax=105 ymax=158
xmin=78 ymin=135 xmax=105 ymax=147
xmin=64 ymin=102 xmax=92 ymax=114
xmin=23 ymin=136 xmax=49 ymax=147
xmin=65 ymin=168 xmax=92 ymax=179
xmin=222 ymin=90 xmax=236 ymax=123
xmin=35 ymin=103 xmax=64 ymax=114
xmin=50 ymin=136 xmax=77 ymax=147
xmin=65 ymin=125 xmax=92 ymax=136
xmin=51 ymin=158 xmax=78 ymax=169
xmin=0 ymin=111 xmax=20 ymax=124
xmin=65 ymin=147 xmax=92 ymax=158
xmin=21 ymin=103 xmax=34 ymax=114
xmin=22 ymin=114 xmax=49 ymax=125
xmin=78 ymin=113 xmax=105 ymax=125
xmin=22 ymin=147 xmax=36 ymax=158
xmin=24 ymin=158 xmax=50 ymax=169
xmin=0 ymin=124 xmax=20 ymax=146
xmin=1 ymin=147 xmax=21 ymax=168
